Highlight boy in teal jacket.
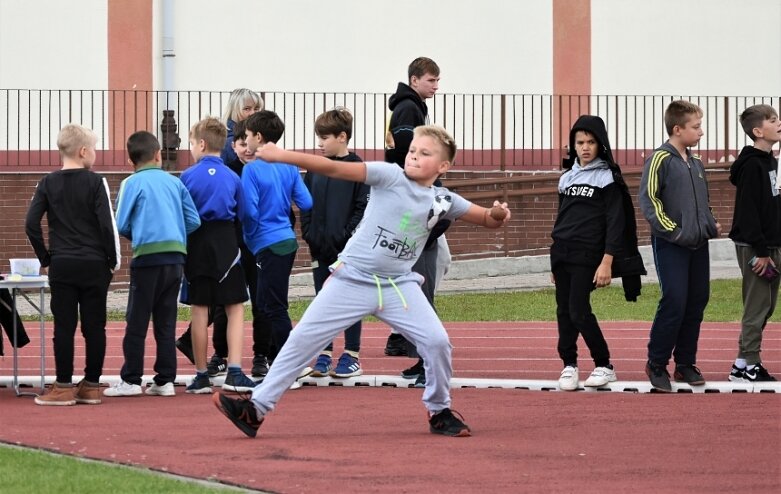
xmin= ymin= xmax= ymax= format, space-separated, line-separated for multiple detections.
xmin=105 ymin=131 xmax=201 ymax=398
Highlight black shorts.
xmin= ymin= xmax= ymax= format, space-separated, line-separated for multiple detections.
xmin=187 ymin=263 xmax=249 ymax=306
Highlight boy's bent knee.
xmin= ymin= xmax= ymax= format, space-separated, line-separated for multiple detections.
xmin=422 ymin=333 xmax=451 ymax=353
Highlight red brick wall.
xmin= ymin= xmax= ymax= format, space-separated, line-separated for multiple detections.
xmin=1 ymin=168 xmax=736 ymax=287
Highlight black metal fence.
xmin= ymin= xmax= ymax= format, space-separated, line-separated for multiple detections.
xmin=1 ymin=89 xmax=778 ymax=171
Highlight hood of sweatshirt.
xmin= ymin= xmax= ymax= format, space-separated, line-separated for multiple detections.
xmin=388 ymin=82 xmax=427 ymax=115
xmin=558 ymin=157 xmax=611 ymax=191
xmin=562 ymin=115 xmax=618 ymax=172
xmin=730 ymin=145 xmax=776 ymax=185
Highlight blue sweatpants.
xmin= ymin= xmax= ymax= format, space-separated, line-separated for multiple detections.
xmin=250 ymin=262 xmax=453 ymax=416
xmin=647 ymin=236 xmax=710 ymax=366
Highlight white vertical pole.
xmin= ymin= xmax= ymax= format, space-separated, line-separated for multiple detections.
xmin=162 ymin=0 xmax=175 ymax=102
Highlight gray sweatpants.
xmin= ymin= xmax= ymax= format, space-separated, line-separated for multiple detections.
xmin=250 ymin=262 xmax=453 ymax=416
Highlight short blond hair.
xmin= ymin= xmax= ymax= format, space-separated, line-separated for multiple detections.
xmin=57 ymin=124 xmax=97 ymax=158
xmin=413 ymin=125 xmax=457 ymax=163
xmin=190 ymin=117 xmax=227 ymax=153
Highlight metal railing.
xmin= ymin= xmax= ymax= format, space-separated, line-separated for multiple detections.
xmin=1 ymin=89 xmax=777 ymax=171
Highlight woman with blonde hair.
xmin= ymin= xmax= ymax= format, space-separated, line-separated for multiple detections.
xmin=221 ymin=88 xmax=263 ymax=163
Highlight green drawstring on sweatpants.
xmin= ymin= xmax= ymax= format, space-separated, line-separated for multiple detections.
xmin=387 ymin=277 xmax=408 ymax=310
xmin=372 ymin=274 xmax=384 ymax=310
xmin=372 ymin=274 xmax=409 ymax=311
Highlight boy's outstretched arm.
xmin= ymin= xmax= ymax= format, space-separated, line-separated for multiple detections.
xmin=458 ymin=201 xmax=511 ymax=229
xmin=256 ymin=143 xmax=367 ymax=183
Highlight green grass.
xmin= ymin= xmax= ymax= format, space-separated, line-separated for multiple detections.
xmin=99 ymin=278 xmax=750 ymax=323
xmin=0 ymin=444 xmax=245 ymax=493
xmin=288 ymin=278 xmax=748 ymax=322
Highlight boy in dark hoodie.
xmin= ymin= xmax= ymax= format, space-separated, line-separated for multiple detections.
xmin=727 ymin=104 xmax=781 ymax=383
xmin=301 ymin=108 xmax=370 ymax=378
xmin=551 ymin=115 xmax=644 ymax=391
xmin=639 ymin=100 xmax=721 ymax=392
xmin=383 ymin=57 xmax=447 ymax=387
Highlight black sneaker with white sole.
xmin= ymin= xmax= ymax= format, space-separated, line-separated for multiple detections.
xmin=207 ymin=353 xmax=228 ymax=377
xmin=186 ymin=374 xmax=212 ymax=394
xmin=222 ymin=372 xmax=260 ymax=393
xmin=728 ymin=364 xmax=747 ymax=382
xmin=743 ymin=363 xmax=776 ymax=382
xmin=401 ymin=358 xmax=424 ymax=379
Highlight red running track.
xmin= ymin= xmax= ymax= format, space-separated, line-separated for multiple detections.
xmin=1 ymin=321 xmax=779 ymax=494
xmin=5 ymin=321 xmax=780 ymax=382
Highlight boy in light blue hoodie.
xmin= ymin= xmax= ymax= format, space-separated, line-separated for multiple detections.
xmin=105 ymin=131 xmax=201 ymax=398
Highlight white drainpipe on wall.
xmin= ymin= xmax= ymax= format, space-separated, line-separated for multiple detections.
xmin=161 ymin=0 xmax=175 ymax=100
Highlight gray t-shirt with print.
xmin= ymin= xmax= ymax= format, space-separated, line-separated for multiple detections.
xmin=338 ymin=161 xmax=471 ymax=277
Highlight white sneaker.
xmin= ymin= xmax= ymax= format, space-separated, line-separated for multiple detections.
xmin=145 ymin=382 xmax=175 ymax=397
xmin=103 ymin=381 xmax=142 ymax=397
xmin=298 ymin=366 xmax=313 ymax=379
xmin=558 ymin=366 xmax=579 ymax=391
xmin=288 ymin=366 xmax=312 ymax=389
xmin=584 ymin=366 xmax=617 ymax=387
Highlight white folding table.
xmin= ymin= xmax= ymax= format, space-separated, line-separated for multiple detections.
xmin=0 ymin=276 xmax=48 ymax=396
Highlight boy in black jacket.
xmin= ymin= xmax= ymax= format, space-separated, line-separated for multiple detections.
xmin=301 ymin=108 xmax=370 ymax=378
xmin=551 ymin=115 xmax=642 ymax=391
xmin=384 ymin=57 xmax=447 ymax=387
xmin=26 ymin=124 xmax=120 ymax=406
xmin=728 ymin=104 xmax=781 ymax=383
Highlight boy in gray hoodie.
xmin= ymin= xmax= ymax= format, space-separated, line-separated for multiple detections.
xmin=639 ymin=100 xmax=721 ymax=392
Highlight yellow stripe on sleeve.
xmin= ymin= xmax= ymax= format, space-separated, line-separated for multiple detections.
xmin=646 ymin=151 xmax=677 ymax=231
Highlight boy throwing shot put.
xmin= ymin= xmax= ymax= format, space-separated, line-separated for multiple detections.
xmin=214 ymin=125 xmax=510 ymax=438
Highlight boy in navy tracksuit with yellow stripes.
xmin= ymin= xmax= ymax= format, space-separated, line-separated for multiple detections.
xmin=639 ymin=100 xmax=721 ymax=392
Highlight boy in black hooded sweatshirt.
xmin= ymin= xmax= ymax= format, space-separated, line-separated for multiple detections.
xmin=551 ymin=115 xmax=644 ymax=391
xmin=383 ymin=57 xmax=447 ymax=386
xmin=728 ymin=104 xmax=781 ymax=383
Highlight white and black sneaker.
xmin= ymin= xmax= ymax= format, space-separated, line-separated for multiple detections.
xmin=742 ymin=363 xmax=776 ymax=382
xmin=207 ymin=353 xmax=228 ymax=377
xmin=728 ymin=364 xmax=748 ymax=383
xmin=222 ymin=372 xmax=260 ymax=393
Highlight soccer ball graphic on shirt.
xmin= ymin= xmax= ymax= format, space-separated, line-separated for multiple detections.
xmin=427 ymin=194 xmax=452 ymax=230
